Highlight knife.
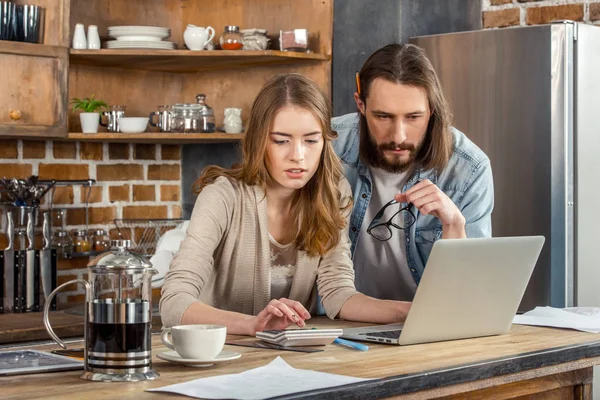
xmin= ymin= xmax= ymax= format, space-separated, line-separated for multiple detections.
xmin=39 ymin=212 xmax=56 ymax=310
xmin=225 ymin=341 xmax=324 ymax=353
xmin=24 ymin=208 xmax=39 ymax=312
xmin=3 ymin=211 xmax=16 ymax=313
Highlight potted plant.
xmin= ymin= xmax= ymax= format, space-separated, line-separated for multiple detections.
xmin=70 ymin=94 xmax=108 ymax=133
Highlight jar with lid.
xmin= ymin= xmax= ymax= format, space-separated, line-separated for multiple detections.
xmin=74 ymin=230 xmax=92 ymax=253
xmin=195 ymin=94 xmax=216 ymax=133
xmin=219 ymin=26 xmax=243 ymax=50
xmin=51 ymin=230 xmax=74 ymax=259
xmin=92 ymin=229 xmax=111 ymax=252
xmin=171 ymin=103 xmax=202 ymax=133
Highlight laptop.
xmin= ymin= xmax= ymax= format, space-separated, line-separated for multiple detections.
xmin=342 ymin=236 xmax=545 ymax=345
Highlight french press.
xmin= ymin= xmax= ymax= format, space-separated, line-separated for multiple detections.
xmin=43 ymin=240 xmax=159 ymax=382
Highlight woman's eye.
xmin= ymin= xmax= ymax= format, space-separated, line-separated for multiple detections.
xmin=273 ymin=140 xmax=287 ymax=145
xmin=306 ymin=139 xmax=320 ymax=144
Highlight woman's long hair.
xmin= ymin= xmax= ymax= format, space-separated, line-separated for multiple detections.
xmin=193 ymin=73 xmax=350 ymax=257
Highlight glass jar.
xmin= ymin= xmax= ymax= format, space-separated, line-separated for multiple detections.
xmin=195 ymin=94 xmax=216 ymax=133
xmin=51 ymin=230 xmax=73 ymax=259
xmin=219 ymin=26 xmax=243 ymax=50
xmin=74 ymin=230 xmax=92 ymax=253
xmin=92 ymin=229 xmax=111 ymax=252
xmin=171 ymin=103 xmax=202 ymax=133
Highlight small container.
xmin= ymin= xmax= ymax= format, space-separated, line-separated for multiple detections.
xmin=92 ymin=229 xmax=111 ymax=252
xmin=74 ymin=230 xmax=92 ymax=253
xmin=171 ymin=103 xmax=202 ymax=133
xmin=51 ymin=230 xmax=73 ymax=259
xmin=195 ymin=94 xmax=216 ymax=133
xmin=219 ymin=26 xmax=243 ymax=50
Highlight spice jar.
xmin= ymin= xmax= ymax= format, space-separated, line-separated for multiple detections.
xmin=51 ymin=230 xmax=73 ymax=259
xmin=195 ymin=94 xmax=216 ymax=133
xmin=92 ymin=229 xmax=111 ymax=252
xmin=74 ymin=230 xmax=92 ymax=253
xmin=219 ymin=26 xmax=243 ymax=50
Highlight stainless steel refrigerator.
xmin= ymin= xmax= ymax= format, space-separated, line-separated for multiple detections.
xmin=411 ymin=22 xmax=600 ymax=311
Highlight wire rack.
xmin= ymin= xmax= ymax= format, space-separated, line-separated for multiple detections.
xmin=113 ymin=218 xmax=186 ymax=257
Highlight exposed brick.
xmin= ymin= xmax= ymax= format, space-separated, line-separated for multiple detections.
xmin=0 ymin=163 xmax=32 ymax=178
xmin=134 ymin=144 xmax=156 ymax=160
xmin=80 ymin=142 xmax=104 ymax=160
xmin=39 ymin=164 xmax=89 ymax=180
xmin=161 ymin=145 xmax=181 ymax=160
xmin=526 ymin=4 xmax=583 ymax=25
xmin=51 ymin=186 xmax=74 ymax=205
xmin=57 ymin=257 xmax=89 ymax=271
xmin=57 ymin=274 xmax=80 ymax=287
xmin=53 ymin=141 xmax=77 ymax=159
xmin=483 ymin=8 xmax=520 ymax=28
xmin=171 ymin=205 xmax=182 ymax=218
xmin=491 ymin=0 xmax=512 ymax=5
xmin=66 ymin=206 xmax=116 ymax=226
xmin=123 ymin=206 xmax=168 ymax=219
xmin=0 ymin=140 xmax=18 ymax=158
xmin=109 ymin=185 xmax=130 ymax=202
xmin=160 ymin=185 xmax=180 ymax=202
xmin=82 ymin=186 xmax=103 ymax=203
xmin=97 ymin=164 xmax=143 ymax=181
xmin=22 ymin=140 xmax=46 ymax=159
xmin=133 ymin=184 xmax=156 ymax=201
xmin=590 ymin=3 xmax=600 ymax=22
xmin=148 ymin=164 xmax=180 ymax=181
xmin=109 ymin=143 xmax=130 ymax=160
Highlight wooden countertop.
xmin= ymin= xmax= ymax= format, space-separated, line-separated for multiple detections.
xmin=0 ymin=311 xmax=162 ymax=346
xmin=2 ymin=318 xmax=600 ymax=399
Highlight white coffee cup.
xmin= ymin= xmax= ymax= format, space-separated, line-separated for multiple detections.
xmin=161 ymin=324 xmax=226 ymax=360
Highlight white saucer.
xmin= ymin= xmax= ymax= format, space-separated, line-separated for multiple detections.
xmin=156 ymin=350 xmax=241 ymax=367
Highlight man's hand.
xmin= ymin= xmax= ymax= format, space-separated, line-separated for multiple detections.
xmin=395 ymin=179 xmax=466 ymax=238
xmin=248 ymin=298 xmax=311 ymax=335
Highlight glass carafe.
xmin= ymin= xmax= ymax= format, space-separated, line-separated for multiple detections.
xmin=171 ymin=103 xmax=202 ymax=133
xmin=195 ymin=94 xmax=216 ymax=133
xmin=43 ymin=239 xmax=159 ymax=382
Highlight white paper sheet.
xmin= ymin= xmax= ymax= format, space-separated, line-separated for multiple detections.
xmin=513 ymin=306 xmax=600 ymax=333
xmin=147 ymin=356 xmax=373 ymax=399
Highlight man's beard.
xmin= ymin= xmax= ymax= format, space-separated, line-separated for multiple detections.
xmin=360 ymin=130 xmax=419 ymax=173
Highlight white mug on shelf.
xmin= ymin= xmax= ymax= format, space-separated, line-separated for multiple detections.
xmin=183 ymin=25 xmax=215 ymax=51
xmin=72 ymin=23 xmax=87 ymax=50
xmin=87 ymin=25 xmax=101 ymax=50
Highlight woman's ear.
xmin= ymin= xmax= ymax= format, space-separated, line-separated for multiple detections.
xmin=354 ymin=92 xmax=366 ymax=116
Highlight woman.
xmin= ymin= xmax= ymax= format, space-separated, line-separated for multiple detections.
xmin=160 ymin=74 xmax=410 ymax=335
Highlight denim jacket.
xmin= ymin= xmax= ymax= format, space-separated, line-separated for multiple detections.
xmin=331 ymin=113 xmax=494 ymax=285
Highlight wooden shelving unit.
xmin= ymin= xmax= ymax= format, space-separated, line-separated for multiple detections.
xmin=70 ymin=49 xmax=329 ymax=73
xmin=0 ymin=40 xmax=67 ymax=58
xmin=65 ymin=132 xmax=243 ymax=144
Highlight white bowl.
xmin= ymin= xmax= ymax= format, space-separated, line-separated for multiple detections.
xmin=118 ymin=117 xmax=148 ymax=133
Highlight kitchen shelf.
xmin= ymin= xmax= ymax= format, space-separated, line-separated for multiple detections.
xmin=65 ymin=132 xmax=244 ymax=144
xmin=69 ymin=49 xmax=330 ymax=72
xmin=0 ymin=40 xmax=67 ymax=58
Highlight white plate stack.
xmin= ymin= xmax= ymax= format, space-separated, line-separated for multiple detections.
xmin=106 ymin=26 xmax=175 ymax=49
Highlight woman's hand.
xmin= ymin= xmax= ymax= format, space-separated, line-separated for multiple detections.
xmin=248 ymin=298 xmax=311 ymax=335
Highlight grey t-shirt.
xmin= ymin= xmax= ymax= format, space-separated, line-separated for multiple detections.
xmin=353 ymin=167 xmax=417 ymax=301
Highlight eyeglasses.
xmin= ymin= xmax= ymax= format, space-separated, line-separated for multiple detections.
xmin=366 ymin=200 xmax=416 ymax=241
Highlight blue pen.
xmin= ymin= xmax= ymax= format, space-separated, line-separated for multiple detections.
xmin=333 ymin=337 xmax=369 ymax=351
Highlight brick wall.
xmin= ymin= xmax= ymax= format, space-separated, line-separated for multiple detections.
xmin=482 ymin=0 xmax=600 ymax=28
xmin=0 ymin=139 xmax=182 ymax=307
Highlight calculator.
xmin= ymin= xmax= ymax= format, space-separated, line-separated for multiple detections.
xmin=256 ymin=328 xmax=343 ymax=347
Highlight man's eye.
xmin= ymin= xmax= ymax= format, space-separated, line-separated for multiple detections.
xmin=407 ymin=115 xmax=421 ymax=120
xmin=376 ymin=115 xmax=391 ymax=120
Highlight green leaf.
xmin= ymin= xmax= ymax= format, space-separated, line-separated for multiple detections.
xmin=70 ymin=94 xmax=108 ymax=113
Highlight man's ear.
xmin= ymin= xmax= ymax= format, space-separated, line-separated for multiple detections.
xmin=354 ymin=92 xmax=366 ymax=116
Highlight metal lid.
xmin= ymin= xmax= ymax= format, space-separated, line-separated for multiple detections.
xmin=88 ymin=239 xmax=155 ymax=272
xmin=225 ymin=25 xmax=240 ymax=32
xmin=54 ymin=230 xmax=68 ymax=237
xmin=194 ymin=94 xmax=214 ymax=116
xmin=93 ymin=229 xmax=107 ymax=236
xmin=74 ymin=230 xmax=88 ymax=237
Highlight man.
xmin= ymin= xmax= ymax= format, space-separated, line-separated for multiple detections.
xmin=331 ymin=43 xmax=494 ymax=301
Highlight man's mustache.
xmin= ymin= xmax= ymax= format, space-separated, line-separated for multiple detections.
xmin=378 ymin=142 xmax=416 ymax=152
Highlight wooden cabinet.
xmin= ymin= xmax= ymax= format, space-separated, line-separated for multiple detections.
xmin=0 ymin=0 xmax=333 ymax=143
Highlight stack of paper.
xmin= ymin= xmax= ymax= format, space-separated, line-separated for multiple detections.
xmin=148 ymin=356 xmax=373 ymax=399
xmin=513 ymin=307 xmax=600 ymax=333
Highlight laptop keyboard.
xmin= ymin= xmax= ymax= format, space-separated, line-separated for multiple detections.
xmin=359 ymin=330 xmax=402 ymax=339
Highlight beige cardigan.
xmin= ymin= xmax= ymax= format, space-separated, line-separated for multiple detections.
xmin=159 ymin=176 xmax=360 ymax=327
